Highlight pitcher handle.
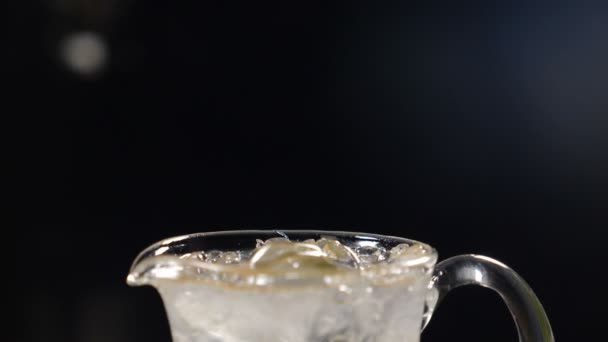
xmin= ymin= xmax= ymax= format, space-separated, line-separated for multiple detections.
xmin=422 ymin=254 xmax=554 ymax=341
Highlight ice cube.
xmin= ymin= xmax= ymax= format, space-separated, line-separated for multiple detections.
xmin=249 ymin=240 xmax=326 ymax=268
xmin=193 ymin=251 xmax=206 ymax=261
xmin=215 ymin=251 xmax=241 ymax=264
xmin=203 ymin=250 xmax=223 ymax=263
xmin=266 ymin=237 xmax=290 ymax=243
xmin=388 ymin=243 xmax=410 ymax=256
xmin=355 ymin=245 xmax=388 ymax=265
xmin=388 ymin=243 xmax=428 ymax=265
xmin=317 ymin=238 xmax=360 ymax=269
xmin=237 ymin=249 xmax=252 ymax=261
xmin=255 ymin=237 xmax=289 ymax=248
xmin=178 ymin=253 xmax=192 ymax=259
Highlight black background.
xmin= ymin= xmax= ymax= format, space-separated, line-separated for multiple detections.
xmin=10 ymin=0 xmax=607 ymax=341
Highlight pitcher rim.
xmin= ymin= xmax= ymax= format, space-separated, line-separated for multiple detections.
xmin=127 ymin=230 xmax=438 ymax=288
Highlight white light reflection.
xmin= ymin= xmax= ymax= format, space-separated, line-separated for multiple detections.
xmin=160 ymin=235 xmax=191 ymax=245
xmin=150 ymin=264 xmax=184 ymax=280
xmin=60 ymin=31 xmax=108 ymax=75
xmin=356 ymin=240 xmax=378 ymax=248
xmin=474 ymin=268 xmax=484 ymax=283
xmin=154 ymin=246 xmax=170 ymax=256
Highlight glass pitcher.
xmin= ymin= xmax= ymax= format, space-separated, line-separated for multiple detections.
xmin=127 ymin=230 xmax=553 ymax=342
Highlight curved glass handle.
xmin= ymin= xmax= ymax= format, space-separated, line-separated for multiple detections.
xmin=422 ymin=254 xmax=554 ymax=342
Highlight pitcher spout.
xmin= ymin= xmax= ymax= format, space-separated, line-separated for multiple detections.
xmin=126 ymin=234 xmax=195 ymax=287
xmin=126 ymin=257 xmax=186 ymax=286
